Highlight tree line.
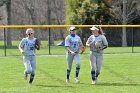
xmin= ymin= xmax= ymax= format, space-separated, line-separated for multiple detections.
xmin=66 ymin=0 xmax=140 ymax=46
xmin=0 ymin=0 xmax=140 ymax=46
xmin=0 ymin=0 xmax=66 ymax=46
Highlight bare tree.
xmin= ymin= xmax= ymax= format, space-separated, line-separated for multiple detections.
xmin=1 ymin=0 xmax=66 ymax=41
xmin=0 ymin=0 xmax=12 ymax=46
xmin=6 ymin=0 xmax=12 ymax=46
xmin=21 ymin=0 xmax=38 ymax=25
xmin=52 ymin=0 xmax=65 ymax=40
xmin=108 ymin=0 xmax=140 ymax=46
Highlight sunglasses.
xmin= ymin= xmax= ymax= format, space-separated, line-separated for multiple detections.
xmin=28 ymin=33 xmax=33 ymax=35
xmin=70 ymin=29 xmax=76 ymax=31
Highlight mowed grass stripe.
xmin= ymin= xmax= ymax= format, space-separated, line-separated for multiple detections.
xmin=0 ymin=53 xmax=140 ymax=93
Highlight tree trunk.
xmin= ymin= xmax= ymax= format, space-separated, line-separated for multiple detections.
xmin=122 ymin=27 xmax=127 ymax=47
xmin=47 ymin=0 xmax=54 ymax=46
xmin=6 ymin=0 xmax=12 ymax=46
xmin=122 ymin=0 xmax=127 ymax=47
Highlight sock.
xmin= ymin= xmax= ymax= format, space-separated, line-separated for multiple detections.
xmin=75 ymin=67 xmax=80 ymax=78
xmin=29 ymin=74 xmax=35 ymax=84
xmin=66 ymin=69 xmax=70 ymax=79
xmin=91 ymin=70 xmax=96 ymax=81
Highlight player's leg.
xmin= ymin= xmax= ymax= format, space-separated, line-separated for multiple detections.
xmin=23 ymin=56 xmax=32 ymax=80
xmin=29 ymin=56 xmax=36 ymax=84
xmin=74 ymin=54 xmax=80 ymax=83
xmin=66 ymin=53 xmax=74 ymax=83
xmin=96 ymin=55 xmax=103 ymax=79
xmin=90 ymin=52 xmax=97 ymax=84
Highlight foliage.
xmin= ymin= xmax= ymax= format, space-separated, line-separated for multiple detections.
xmin=66 ymin=0 xmax=140 ymax=46
xmin=66 ymin=0 xmax=111 ymax=45
xmin=66 ymin=0 xmax=111 ymax=25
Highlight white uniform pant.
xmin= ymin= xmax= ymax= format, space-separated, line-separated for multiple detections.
xmin=23 ymin=55 xmax=36 ymax=75
xmin=90 ymin=51 xmax=103 ymax=73
xmin=66 ymin=52 xmax=80 ymax=71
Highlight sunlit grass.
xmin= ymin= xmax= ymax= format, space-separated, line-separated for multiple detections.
xmin=0 ymin=41 xmax=140 ymax=56
xmin=0 ymin=53 xmax=140 ymax=93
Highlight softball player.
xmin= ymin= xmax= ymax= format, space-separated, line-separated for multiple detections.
xmin=18 ymin=28 xmax=39 ymax=85
xmin=86 ymin=26 xmax=108 ymax=84
xmin=65 ymin=26 xmax=84 ymax=83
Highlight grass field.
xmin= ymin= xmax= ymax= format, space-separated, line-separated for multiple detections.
xmin=0 ymin=51 xmax=140 ymax=93
xmin=0 ymin=41 xmax=140 ymax=93
xmin=0 ymin=41 xmax=140 ymax=56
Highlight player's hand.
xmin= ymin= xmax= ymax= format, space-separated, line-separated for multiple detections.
xmin=86 ymin=44 xmax=92 ymax=47
xmin=86 ymin=44 xmax=90 ymax=47
xmin=71 ymin=51 xmax=76 ymax=56
xmin=86 ymin=42 xmax=93 ymax=47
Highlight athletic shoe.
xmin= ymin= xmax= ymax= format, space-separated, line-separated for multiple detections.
xmin=66 ymin=79 xmax=70 ymax=84
xmin=91 ymin=80 xmax=96 ymax=85
xmin=24 ymin=72 xmax=28 ymax=80
xmin=29 ymin=83 xmax=32 ymax=86
xmin=75 ymin=78 xmax=80 ymax=83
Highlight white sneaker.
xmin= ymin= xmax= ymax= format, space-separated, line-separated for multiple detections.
xmin=66 ymin=79 xmax=70 ymax=84
xmin=91 ymin=80 xmax=96 ymax=85
xmin=75 ymin=78 xmax=80 ymax=83
xmin=29 ymin=83 xmax=32 ymax=86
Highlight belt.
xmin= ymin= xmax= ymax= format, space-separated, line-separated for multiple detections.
xmin=68 ymin=51 xmax=79 ymax=54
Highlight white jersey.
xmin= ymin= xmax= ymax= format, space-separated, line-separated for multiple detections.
xmin=88 ymin=35 xmax=108 ymax=54
xmin=87 ymin=35 xmax=95 ymax=43
xmin=65 ymin=35 xmax=83 ymax=52
xmin=19 ymin=37 xmax=37 ymax=56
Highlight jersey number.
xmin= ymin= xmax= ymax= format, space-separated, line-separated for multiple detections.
xmin=73 ymin=44 xmax=76 ymax=48
xmin=30 ymin=47 xmax=34 ymax=50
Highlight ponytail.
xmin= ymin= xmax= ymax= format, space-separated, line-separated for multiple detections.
xmin=95 ymin=26 xmax=105 ymax=35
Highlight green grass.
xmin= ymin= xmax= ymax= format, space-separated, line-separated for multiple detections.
xmin=0 ymin=41 xmax=140 ymax=92
xmin=0 ymin=40 xmax=140 ymax=56
xmin=0 ymin=52 xmax=140 ymax=93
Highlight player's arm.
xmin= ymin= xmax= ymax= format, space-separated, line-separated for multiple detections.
xmin=86 ymin=36 xmax=95 ymax=47
xmin=66 ymin=47 xmax=76 ymax=55
xmin=65 ymin=36 xmax=76 ymax=55
xmin=102 ymin=35 xmax=108 ymax=50
xmin=18 ymin=46 xmax=24 ymax=53
xmin=18 ymin=38 xmax=25 ymax=54
xmin=86 ymin=41 xmax=94 ymax=47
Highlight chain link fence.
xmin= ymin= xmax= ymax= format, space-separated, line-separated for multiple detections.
xmin=0 ymin=25 xmax=140 ymax=56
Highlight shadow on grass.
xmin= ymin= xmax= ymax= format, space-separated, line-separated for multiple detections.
xmin=96 ymin=82 xmax=140 ymax=86
xmin=35 ymin=84 xmax=73 ymax=88
xmin=0 ymin=46 xmax=18 ymax=49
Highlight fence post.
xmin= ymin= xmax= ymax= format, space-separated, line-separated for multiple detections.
xmin=132 ymin=28 xmax=134 ymax=53
xmin=48 ymin=27 xmax=51 ymax=55
xmin=4 ymin=28 xmax=6 ymax=56
xmin=48 ymin=5 xmax=51 ymax=55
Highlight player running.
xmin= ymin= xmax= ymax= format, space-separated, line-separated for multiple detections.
xmin=86 ymin=26 xmax=108 ymax=84
xmin=18 ymin=28 xmax=40 ymax=85
xmin=65 ymin=26 xmax=84 ymax=84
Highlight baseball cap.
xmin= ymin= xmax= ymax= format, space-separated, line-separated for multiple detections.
xmin=90 ymin=26 xmax=99 ymax=31
xmin=69 ymin=26 xmax=76 ymax=31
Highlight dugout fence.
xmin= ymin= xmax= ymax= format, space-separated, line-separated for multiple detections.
xmin=0 ymin=25 xmax=140 ymax=56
